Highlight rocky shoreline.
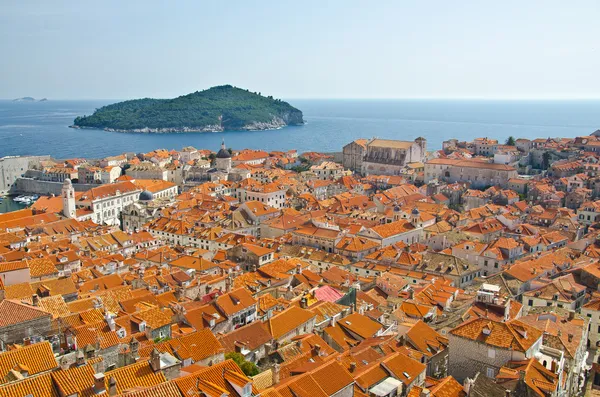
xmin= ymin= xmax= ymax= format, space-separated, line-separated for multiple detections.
xmin=69 ymin=116 xmax=301 ymax=134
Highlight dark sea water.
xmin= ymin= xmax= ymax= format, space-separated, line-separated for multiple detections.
xmin=1 ymin=99 xmax=599 ymax=159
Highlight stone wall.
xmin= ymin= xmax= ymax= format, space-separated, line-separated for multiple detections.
xmin=0 ymin=316 xmax=52 ymax=346
xmin=448 ymin=334 xmax=528 ymax=382
xmin=11 ymin=178 xmax=97 ymax=195
xmin=342 ymin=142 xmax=365 ymax=172
xmin=0 ymin=155 xmax=51 ymax=195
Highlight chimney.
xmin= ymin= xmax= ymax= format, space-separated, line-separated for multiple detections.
xmin=234 ymin=342 xmax=244 ymax=353
xmin=174 ymin=286 xmax=184 ymax=300
xmin=296 ymin=263 xmax=302 ymax=274
xmin=129 ymin=338 xmax=139 ymax=358
xmin=300 ymin=297 xmax=308 ymax=309
xmin=312 ymin=344 xmax=322 ymax=356
xmin=568 ymin=311 xmax=575 ymax=321
xmin=273 ymin=363 xmax=281 ymax=385
xmin=23 ymin=337 xmax=31 ymax=346
xmin=349 ymin=362 xmax=357 ymax=373
xmin=31 ymin=294 xmax=40 ymax=306
xmin=568 ymin=334 xmax=574 ymax=342
xmin=505 ymin=390 xmax=511 ymax=397
xmin=105 ymin=312 xmax=116 ymax=332
xmin=59 ymin=357 xmax=70 ymax=371
xmin=93 ymin=373 xmax=106 ymax=394
xmin=76 ymin=349 xmax=86 ymax=366
xmin=150 ymin=348 xmax=161 ymax=372
xmin=108 ymin=376 xmax=117 ymax=397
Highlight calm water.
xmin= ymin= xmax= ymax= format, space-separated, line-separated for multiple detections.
xmin=0 ymin=197 xmax=27 ymax=213
xmin=0 ymin=99 xmax=599 ymax=159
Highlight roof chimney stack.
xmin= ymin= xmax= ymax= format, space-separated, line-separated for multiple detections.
xmin=93 ymin=373 xmax=106 ymax=394
xmin=108 ymin=376 xmax=117 ymax=397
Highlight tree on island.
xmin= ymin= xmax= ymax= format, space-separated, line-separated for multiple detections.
xmin=505 ymin=136 xmax=516 ymax=146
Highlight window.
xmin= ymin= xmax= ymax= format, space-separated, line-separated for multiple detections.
xmin=488 ymin=348 xmax=495 ymax=358
xmin=486 ymin=367 xmax=495 ymax=378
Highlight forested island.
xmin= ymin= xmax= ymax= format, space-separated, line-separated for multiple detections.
xmin=13 ymin=97 xmax=47 ymax=102
xmin=72 ymin=85 xmax=304 ymax=133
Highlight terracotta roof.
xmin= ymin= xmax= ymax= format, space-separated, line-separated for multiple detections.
xmin=0 ymin=372 xmax=58 ymax=397
xmin=267 ymin=306 xmax=316 ymax=339
xmin=369 ymin=220 xmax=415 ymax=239
xmin=450 ymin=318 xmax=543 ymax=352
xmin=0 ymin=299 xmax=51 ymax=328
xmin=0 ymin=342 xmax=57 ymax=384
xmin=79 ymin=181 xmax=140 ymax=201
xmin=175 ymin=329 xmax=224 ymax=362
xmin=337 ymin=313 xmax=382 ymax=339
xmin=216 ymin=287 xmax=257 ymax=316
xmin=174 ymin=359 xmax=255 ymax=397
xmin=218 ymin=321 xmax=272 ymax=353
xmin=104 ymin=361 xmax=166 ymax=395
xmin=405 ymin=320 xmax=448 ymax=358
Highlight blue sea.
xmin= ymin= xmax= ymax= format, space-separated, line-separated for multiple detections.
xmin=0 ymin=99 xmax=599 ymax=159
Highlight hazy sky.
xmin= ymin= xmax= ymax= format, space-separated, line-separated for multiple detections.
xmin=1 ymin=1 xmax=599 ymax=99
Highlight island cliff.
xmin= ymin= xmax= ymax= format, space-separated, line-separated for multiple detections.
xmin=71 ymin=85 xmax=304 ymax=133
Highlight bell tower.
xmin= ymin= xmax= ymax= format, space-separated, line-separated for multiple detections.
xmin=62 ymin=179 xmax=76 ymax=219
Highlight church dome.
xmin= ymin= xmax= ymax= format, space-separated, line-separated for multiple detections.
xmin=216 ymin=138 xmax=231 ymax=159
xmin=139 ymin=190 xmax=153 ymax=201
xmin=216 ymin=148 xmax=231 ymax=159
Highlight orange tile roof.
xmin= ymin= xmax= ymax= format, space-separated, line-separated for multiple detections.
xmin=174 ymin=359 xmax=255 ymax=397
xmin=79 ymin=181 xmax=140 ymax=201
xmin=104 ymin=361 xmax=166 ymax=395
xmin=337 ymin=313 xmax=382 ymax=339
xmin=0 ymin=342 xmax=58 ymax=384
xmin=267 ymin=306 xmax=316 ymax=339
xmin=51 ymin=360 xmax=100 ymax=397
xmin=111 ymin=381 xmax=182 ymax=397
xmin=336 ymin=236 xmax=379 ymax=252
xmin=0 ymin=299 xmax=51 ymax=327
xmin=450 ymin=318 xmax=543 ymax=352
xmin=215 ymin=287 xmax=257 ymax=316
xmin=369 ymin=220 xmax=415 ymax=238
xmin=174 ymin=329 xmax=224 ymax=362
xmin=0 ymin=372 xmax=58 ymax=397
xmin=133 ymin=179 xmax=177 ymax=193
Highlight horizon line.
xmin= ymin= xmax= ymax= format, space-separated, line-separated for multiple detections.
xmin=4 ymin=96 xmax=600 ymax=101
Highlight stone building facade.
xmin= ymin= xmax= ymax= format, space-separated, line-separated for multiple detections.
xmin=361 ymin=138 xmax=427 ymax=176
xmin=448 ymin=321 xmax=542 ymax=382
xmin=425 ymin=158 xmax=518 ymax=189
xmin=342 ymin=139 xmax=367 ymax=172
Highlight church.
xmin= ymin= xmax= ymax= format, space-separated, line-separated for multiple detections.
xmin=184 ymin=139 xmax=250 ymax=184
xmin=360 ymin=138 xmax=427 ymax=176
xmin=61 ymin=178 xmax=142 ymax=226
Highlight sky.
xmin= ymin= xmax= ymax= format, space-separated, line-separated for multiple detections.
xmin=1 ymin=1 xmax=599 ymax=100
